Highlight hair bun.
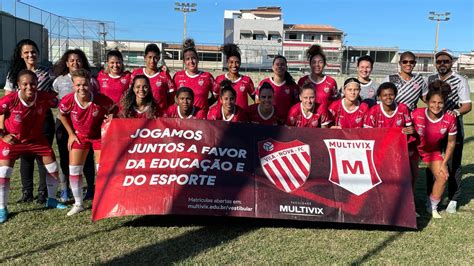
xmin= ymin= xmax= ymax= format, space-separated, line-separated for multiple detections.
xmin=183 ymin=38 xmax=195 ymax=49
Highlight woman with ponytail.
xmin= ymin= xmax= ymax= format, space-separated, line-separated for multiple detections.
xmin=173 ymin=38 xmax=215 ymax=113
xmin=411 ymin=80 xmax=457 ymax=219
xmin=297 ymin=44 xmax=338 ymax=108
xmin=213 ymin=43 xmax=255 ymax=109
xmin=256 ymin=55 xmax=299 ymax=118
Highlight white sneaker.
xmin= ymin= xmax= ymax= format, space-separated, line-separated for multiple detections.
xmin=432 ymin=210 xmax=442 ymax=219
xmin=446 ymin=201 xmax=457 ymax=214
xmin=67 ymin=205 xmax=84 ymax=216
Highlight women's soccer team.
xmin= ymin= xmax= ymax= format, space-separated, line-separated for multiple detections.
xmin=0 ymin=38 xmax=463 ymax=222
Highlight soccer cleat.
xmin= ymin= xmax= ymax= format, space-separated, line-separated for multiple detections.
xmin=432 ymin=210 xmax=442 ymax=219
xmin=59 ymin=189 xmax=69 ymax=203
xmin=17 ymin=192 xmax=33 ymax=203
xmin=67 ymin=205 xmax=84 ymax=216
xmin=45 ymin=198 xmax=67 ymax=209
xmin=446 ymin=201 xmax=457 ymax=214
xmin=0 ymin=208 xmax=7 ymax=223
xmin=83 ymin=188 xmax=94 ymax=201
xmin=36 ymin=191 xmax=47 ymax=204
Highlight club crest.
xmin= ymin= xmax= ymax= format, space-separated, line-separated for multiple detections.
xmin=324 ymin=139 xmax=382 ymax=196
xmin=258 ymin=139 xmax=311 ymax=193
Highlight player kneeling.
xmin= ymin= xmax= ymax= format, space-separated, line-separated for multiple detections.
xmin=0 ymin=70 xmax=66 ymax=223
xmin=58 ymin=69 xmax=115 ymax=216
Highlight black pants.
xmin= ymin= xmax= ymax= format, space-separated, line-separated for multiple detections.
xmin=55 ymin=119 xmax=96 ymax=191
xmin=19 ymin=109 xmax=55 ymax=196
xmin=426 ymin=117 xmax=464 ymax=201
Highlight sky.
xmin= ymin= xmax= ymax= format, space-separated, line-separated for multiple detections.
xmin=5 ymin=0 xmax=474 ymax=52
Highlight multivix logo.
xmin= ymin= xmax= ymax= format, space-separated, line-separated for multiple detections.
xmin=324 ymin=139 xmax=382 ymax=196
xmin=279 ymin=205 xmax=324 ymax=215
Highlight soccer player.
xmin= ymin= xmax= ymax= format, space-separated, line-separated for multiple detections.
xmin=53 ymin=49 xmax=97 ymax=202
xmin=0 ymin=70 xmax=66 ymax=223
xmin=207 ymin=80 xmax=247 ymax=122
xmin=286 ymin=83 xmax=331 ymax=128
xmin=364 ymin=82 xmax=416 ymax=192
xmin=246 ymin=82 xmax=282 ymax=126
xmin=213 ymin=43 xmax=255 ymax=109
xmin=328 ymin=78 xmax=369 ymax=129
xmin=412 ymin=80 xmax=457 ymax=219
xmin=163 ymin=87 xmax=206 ymax=119
xmin=131 ymin=43 xmax=175 ymax=111
xmin=173 ymin=39 xmax=215 ymax=112
xmin=356 ymin=55 xmax=378 ymax=107
xmin=118 ymin=75 xmax=160 ymax=119
xmin=382 ymin=51 xmax=427 ymax=111
xmin=256 ymin=55 xmax=299 ymax=118
xmin=97 ymin=50 xmax=132 ymax=103
xmin=3 ymin=39 xmax=55 ymax=204
xmin=297 ymin=44 xmax=338 ymax=108
xmin=424 ymin=49 xmax=472 ymax=213
xmin=58 ymin=69 xmax=115 ymax=216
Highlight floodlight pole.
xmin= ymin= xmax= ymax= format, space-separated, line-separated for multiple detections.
xmin=428 ymin=11 xmax=450 ymax=54
xmin=174 ymin=2 xmax=197 ymax=42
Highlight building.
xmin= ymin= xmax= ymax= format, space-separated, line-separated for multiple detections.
xmin=223 ymin=7 xmax=283 ymax=69
xmin=283 ymin=24 xmax=344 ymax=74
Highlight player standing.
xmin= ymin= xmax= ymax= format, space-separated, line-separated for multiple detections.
xmin=256 ymin=55 xmax=299 ymax=118
xmin=118 ymin=75 xmax=160 ymax=119
xmin=131 ymin=43 xmax=175 ymax=111
xmin=97 ymin=50 xmax=132 ymax=103
xmin=173 ymin=39 xmax=215 ymax=113
xmin=297 ymin=44 xmax=338 ymax=108
xmin=356 ymin=55 xmax=378 ymax=107
xmin=163 ymin=87 xmax=206 ymax=119
xmin=213 ymin=44 xmax=255 ymax=109
xmin=383 ymin=51 xmax=427 ymax=111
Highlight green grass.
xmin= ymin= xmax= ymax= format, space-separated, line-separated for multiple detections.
xmin=0 ymin=96 xmax=473 ymax=264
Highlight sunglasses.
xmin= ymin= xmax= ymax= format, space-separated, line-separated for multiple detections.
xmin=436 ymin=59 xmax=451 ymax=65
xmin=401 ymin=60 xmax=416 ymax=65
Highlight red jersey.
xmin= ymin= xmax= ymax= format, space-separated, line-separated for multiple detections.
xmin=298 ymin=75 xmax=338 ymax=107
xmin=173 ymin=70 xmax=214 ymax=111
xmin=286 ymin=102 xmax=332 ymax=128
xmin=256 ymin=77 xmax=299 ymax=118
xmin=328 ymin=99 xmax=369 ymax=128
xmin=59 ymin=92 xmax=115 ymax=139
xmin=96 ymin=70 xmax=132 ymax=103
xmin=364 ymin=103 xmax=412 ymax=128
xmin=131 ymin=68 xmax=175 ymax=110
xmin=206 ymin=104 xmax=247 ymax=122
xmin=213 ymin=74 xmax=255 ymax=109
xmin=246 ymin=104 xmax=282 ymax=126
xmin=163 ymin=104 xmax=206 ymax=120
xmin=412 ymin=108 xmax=457 ymax=155
xmin=0 ymin=91 xmax=57 ymax=142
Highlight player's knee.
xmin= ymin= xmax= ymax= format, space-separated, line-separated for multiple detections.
xmin=44 ymin=162 xmax=59 ymax=174
xmin=0 ymin=166 xmax=13 ymax=178
xmin=69 ymin=165 xmax=84 ymax=176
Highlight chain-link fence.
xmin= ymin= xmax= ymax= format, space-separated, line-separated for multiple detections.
xmin=0 ymin=0 xmax=115 ymax=86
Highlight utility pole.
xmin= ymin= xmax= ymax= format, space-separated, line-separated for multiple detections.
xmin=98 ymin=22 xmax=107 ymax=66
xmin=428 ymin=11 xmax=450 ymax=54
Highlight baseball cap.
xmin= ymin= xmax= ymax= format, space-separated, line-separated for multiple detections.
xmin=435 ymin=49 xmax=453 ymax=59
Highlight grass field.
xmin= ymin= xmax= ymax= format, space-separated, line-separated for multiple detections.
xmin=0 ymin=97 xmax=473 ymax=264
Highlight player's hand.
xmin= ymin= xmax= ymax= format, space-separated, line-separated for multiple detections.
xmin=67 ymin=134 xmax=81 ymax=151
xmin=402 ymin=126 xmax=415 ymax=135
xmin=2 ymin=133 xmax=17 ymax=145
xmin=103 ymin=114 xmax=113 ymax=124
xmin=440 ymin=163 xmax=449 ymax=180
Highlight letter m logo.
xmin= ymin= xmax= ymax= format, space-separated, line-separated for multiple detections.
xmin=324 ymin=139 xmax=382 ymax=196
